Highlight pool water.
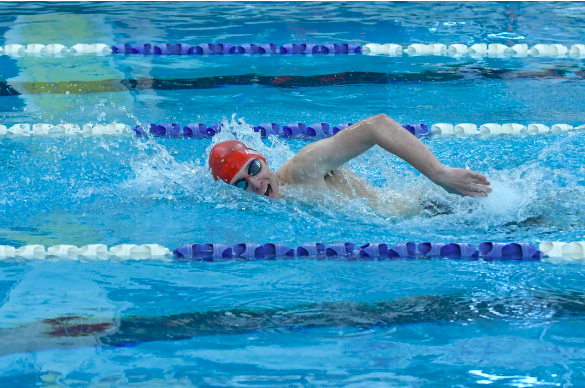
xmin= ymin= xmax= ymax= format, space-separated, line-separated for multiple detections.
xmin=1 ymin=2 xmax=585 ymax=387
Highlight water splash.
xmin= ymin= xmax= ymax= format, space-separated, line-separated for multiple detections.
xmin=2 ymin=118 xmax=585 ymax=246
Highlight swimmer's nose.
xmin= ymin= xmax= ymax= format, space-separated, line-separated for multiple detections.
xmin=246 ymin=175 xmax=262 ymax=193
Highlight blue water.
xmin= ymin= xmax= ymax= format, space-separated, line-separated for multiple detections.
xmin=1 ymin=2 xmax=585 ymax=387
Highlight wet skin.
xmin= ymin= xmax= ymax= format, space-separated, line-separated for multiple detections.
xmin=228 ymin=114 xmax=492 ymax=200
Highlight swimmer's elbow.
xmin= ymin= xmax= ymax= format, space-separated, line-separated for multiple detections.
xmin=369 ymin=113 xmax=397 ymax=127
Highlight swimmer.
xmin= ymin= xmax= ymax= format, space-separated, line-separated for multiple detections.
xmin=209 ymin=114 xmax=492 ymax=200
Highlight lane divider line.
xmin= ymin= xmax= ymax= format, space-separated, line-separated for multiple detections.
xmin=0 ymin=43 xmax=584 ymax=58
xmin=1 ymin=242 xmax=584 ymax=261
xmin=1 ymin=122 xmax=584 ymax=139
xmin=0 ymin=241 xmax=566 ymax=261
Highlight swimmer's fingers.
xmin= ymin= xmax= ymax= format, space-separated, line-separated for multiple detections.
xmin=462 ymin=183 xmax=492 ymax=197
xmin=467 ymin=171 xmax=490 ymax=185
xmin=463 ymin=177 xmax=493 ymax=196
xmin=436 ymin=168 xmax=492 ymax=197
xmin=465 ymin=170 xmax=490 ymax=186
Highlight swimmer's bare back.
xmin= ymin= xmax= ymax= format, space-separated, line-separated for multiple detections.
xmin=275 ymin=114 xmax=492 ymax=198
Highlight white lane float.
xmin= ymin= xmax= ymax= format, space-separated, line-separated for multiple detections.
xmin=47 ymin=245 xmax=80 ymax=259
xmin=78 ymin=244 xmax=109 ymax=258
xmin=504 ymin=44 xmax=529 ymax=56
xmin=571 ymin=44 xmax=585 ymax=58
xmin=528 ymin=44 xmax=549 ymax=57
xmin=362 ymin=43 xmax=403 ymax=56
xmin=427 ymin=43 xmax=447 ymax=55
xmin=15 ymin=245 xmax=45 ymax=259
xmin=26 ymin=44 xmax=45 ymax=55
xmin=501 ymin=123 xmax=527 ymax=135
xmin=8 ymin=124 xmax=32 ymax=135
xmin=468 ymin=43 xmax=487 ymax=56
xmin=383 ymin=44 xmax=403 ymax=56
xmin=110 ymin=244 xmax=170 ymax=260
xmin=551 ymin=124 xmax=573 ymax=133
xmin=448 ymin=44 xmax=467 ymax=56
xmin=406 ymin=44 xmax=430 ymax=55
xmin=82 ymin=123 xmax=131 ymax=135
xmin=479 ymin=123 xmax=502 ymax=135
xmin=0 ymin=246 xmax=16 ymax=257
xmin=550 ymin=44 xmax=568 ymax=57
xmin=431 ymin=123 xmax=454 ymax=135
xmin=56 ymin=123 xmax=81 ymax=134
xmin=0 ymin=244 xmax=171 ymax=260
xmin=527 ymin=124 xmax=550 ymax=135
xmin=454 ymin=123 xmax=479 ymax=136
xmin=69 ymin=43 xmax=110 ymax=55
xmin=4 ymin=44 xmax=25 ymax=55
xmin=42 ymin=44 xmax=68 ymax=55
xmin=32 ymin=124 xmax=54 ymax=135
xmin=540 ymin=242 xmax=585 ymax=259
xmin=488 ymin=43 xmax=507 ymax=56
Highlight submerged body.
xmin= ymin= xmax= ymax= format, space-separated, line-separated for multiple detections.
xmin=210 ymin=114 xmax=492 ymax=201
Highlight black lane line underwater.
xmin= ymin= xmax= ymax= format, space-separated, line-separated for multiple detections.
xmin=0 ymin=68 xmax=580 ymax=96
xmin=0 ymin=290 xmax=584 ymax=356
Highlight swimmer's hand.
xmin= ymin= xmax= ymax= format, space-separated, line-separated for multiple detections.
xmin=433 ymin=168 xmax=492 ymax=197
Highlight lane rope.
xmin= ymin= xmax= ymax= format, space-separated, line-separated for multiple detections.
xmin=364 ymin=43 xmax=585 ymax=58
xmin=3 ymin=242 xmax=584 ymax=261
xmin=0 ymin=43 xmax=584 ymax=58
xmin=0 ymin=242 xmax=546 ymax=261
xmin=174 ymin=242 xmax=543 ymax=261
xmin=1 ymin=122 xmax=583 ymax=139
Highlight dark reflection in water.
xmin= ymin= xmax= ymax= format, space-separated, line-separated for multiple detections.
xmin=1 ymin=67 xmax=582 ymax=96
xmin=1 ymin=290 xmax=584 ymax=356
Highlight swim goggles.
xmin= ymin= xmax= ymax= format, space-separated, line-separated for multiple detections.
xmin=233 ymin=159 xmax=262 ymax=190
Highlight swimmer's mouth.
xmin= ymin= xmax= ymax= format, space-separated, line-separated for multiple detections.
xmin=264 ymin=184 xmax=272 ymax=197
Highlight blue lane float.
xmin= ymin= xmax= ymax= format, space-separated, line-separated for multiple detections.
xmin=237 ymin=43 xmax=258 ymax=54
xmin=297 ymin=243 xmax=326 ymax=257
xmin=131 ymin=122 xmax=428 ymax=140
xmin=111 ymin=43 xmax=362 ymax=55
xmin=173 ymin=242 xmax=543 ymax=261
xmin=131 ymin=43 xmax=152 ymax=54
xmin=258 ymin=43 xmax=277 ymax=54
xmin=479 ymin=242 xmax=542 ymax=260
xmin=153 ymin=43 xmax=194 ymax=55
xmin=403 ymin=123 xmax=430 ymax=137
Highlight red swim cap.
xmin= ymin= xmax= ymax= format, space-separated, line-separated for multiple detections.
xmin=209 ymin=140 xmax=267 ymax=184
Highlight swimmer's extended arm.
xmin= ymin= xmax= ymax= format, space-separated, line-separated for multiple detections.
xmin=287 ymin=114 xmax=491 ymax=197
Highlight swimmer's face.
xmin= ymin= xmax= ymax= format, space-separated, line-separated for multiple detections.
xmin=229 ymin=158 xmax=281 ymax=199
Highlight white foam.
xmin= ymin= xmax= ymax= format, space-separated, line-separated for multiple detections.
xmin=478 ymin=180 xmax=525 ymax=218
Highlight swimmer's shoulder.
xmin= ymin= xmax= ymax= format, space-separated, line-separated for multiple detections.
xmin=276 ymin=157 xmax=323 ymax=186
xmin=276 ymin=158 xmax=304 ymax=185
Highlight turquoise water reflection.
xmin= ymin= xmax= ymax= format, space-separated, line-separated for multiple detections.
xmin=2 ymin=2 xmax=585 ymax=387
